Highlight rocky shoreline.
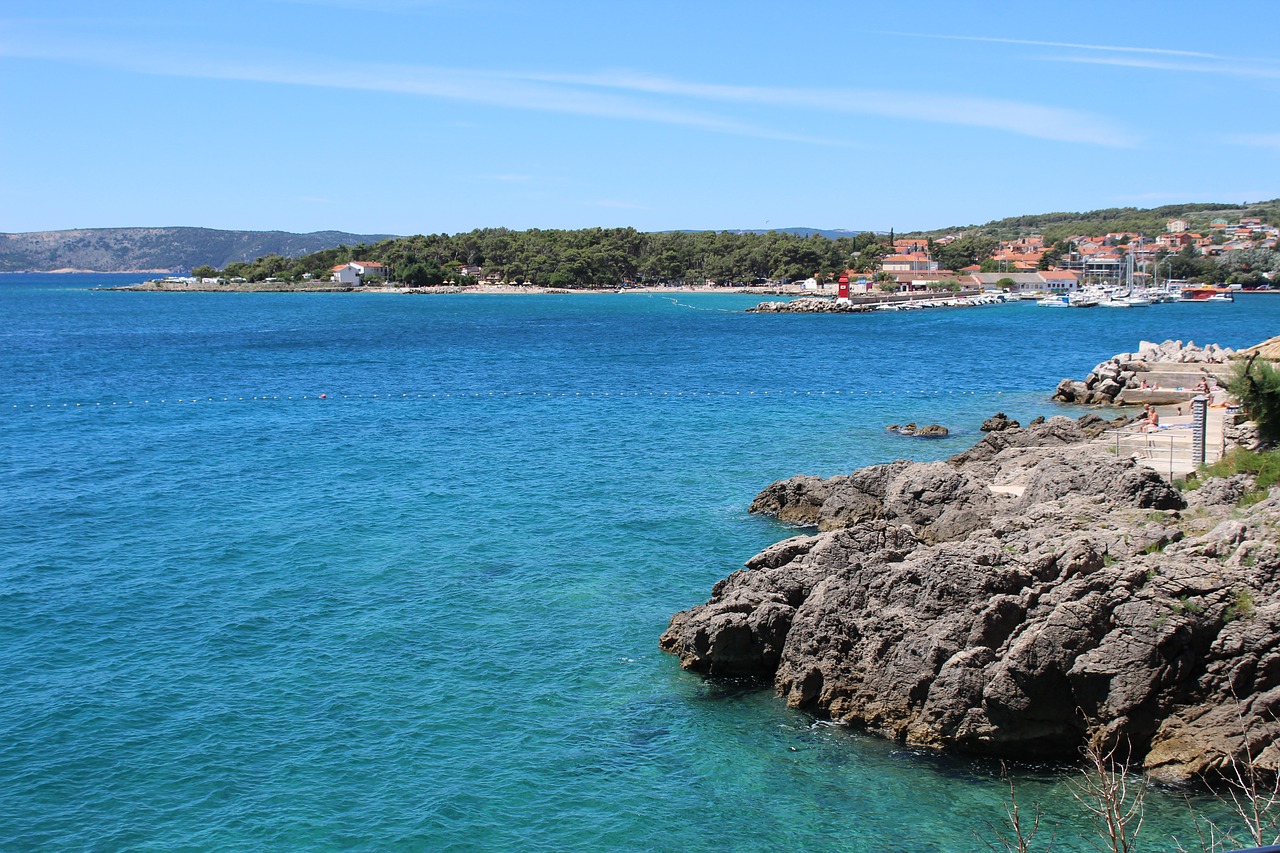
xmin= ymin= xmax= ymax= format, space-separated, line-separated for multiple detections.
xmin=660 ymin=412 xmax=1279 ymax=784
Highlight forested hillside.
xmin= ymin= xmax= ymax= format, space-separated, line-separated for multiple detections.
xmin=0 ymin=227 xmax=396 ymax=273
xmin=909 ymin=199 xmax=1280 ymax=243
xmin=210 ymin=227 xmax=886 ymax=287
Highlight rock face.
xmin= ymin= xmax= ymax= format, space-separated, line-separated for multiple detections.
xmin=661 ymin=415 xmax=1280 ymax=784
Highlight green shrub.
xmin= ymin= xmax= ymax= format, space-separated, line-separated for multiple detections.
xmin=1225 ymin=588 xmax=1256 ymax=622
xmin=1173 ymin=595 xmax=1205 ymax=615
xmin=1226 ymin=354 xmax=1280 ymax=445
xmin=1196 ymin=447 xmax=1280 ymax=490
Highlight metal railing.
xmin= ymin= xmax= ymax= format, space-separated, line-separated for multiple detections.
xmin=1107 ymin=422 xmax=1225 ymax=481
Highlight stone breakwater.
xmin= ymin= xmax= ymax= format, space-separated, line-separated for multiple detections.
xmin=1053 ymin=339 xmax=1236 ymax=407
xmin=749 ymin=298 xmax=873 ymax=314
xmin=660 ymin=414 xmax=1279 ymax=783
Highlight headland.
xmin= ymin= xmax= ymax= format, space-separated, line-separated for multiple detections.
xmin=661 ymin=350 xmax=1278 ymax=785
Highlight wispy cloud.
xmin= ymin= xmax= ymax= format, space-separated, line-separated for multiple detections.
xmin=885 ymin=31 xmax=1280 ymax=82
xmin=0 ymin=34 xmax=831 ymax=145
xmin=522 ymin=69 xmax=1137 ymax=146
xmin=0 ymin=28 xmax=1135 ymax=147
xmin=880 ymin=32 xmax=1221 ymax=59
xmin=1229 ymin=133 xmax=1280 ymax=151
xmin=1043 ymin=54 xmax=1280 ymax=80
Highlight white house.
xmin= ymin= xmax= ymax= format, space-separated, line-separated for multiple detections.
xmin=331 ymin=261 xmax=389 ymax=285
xmin=331 ymin=264 xmax=361 ymax=285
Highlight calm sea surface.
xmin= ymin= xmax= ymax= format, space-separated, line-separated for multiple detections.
xmin=2 ymin=274 xmax=1274 ymax=851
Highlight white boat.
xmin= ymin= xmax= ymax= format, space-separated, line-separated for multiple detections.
xmin=1036 ymin=295 xmax=1069 ymax=307
xmin=1100 ymin=294 xmax=1152 ymax=307
xmin=1094 ymin=256 xmax=1151 ymax=307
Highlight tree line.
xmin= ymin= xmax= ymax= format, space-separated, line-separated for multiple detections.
xmin=191 ymin=228 xmax=897 ymax=287
xmin=191 ymin=226 xmax=1280 ymax=288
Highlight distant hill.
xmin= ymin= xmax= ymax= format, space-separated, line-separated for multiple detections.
xmin=0 ymin=227 xmax=399 ymax=273
xmin=732 ymin=227 xmax=883 ymax=239
xmin=905 ymin=200 xmax=1280 ymax=244
xmin=667 ymin=227 xmax=881 ymax=239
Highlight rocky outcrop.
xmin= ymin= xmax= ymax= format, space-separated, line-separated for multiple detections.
xmin=1053 ymin=340 xmax=1235 ymax=406
xmin=886 ymin=422 xmax=949 ymax=437
xmin=980 ymin=412 xmax=1020 ymax=432
xmin=661 ymin=414 xmax=1280 ymax=784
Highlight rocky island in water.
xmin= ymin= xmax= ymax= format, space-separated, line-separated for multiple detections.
xmin=661 ymin=404 xmax=1279 ymax=785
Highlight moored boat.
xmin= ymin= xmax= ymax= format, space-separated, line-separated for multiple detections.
xmin=1179 ymin=287 xmax=1235 ymax=302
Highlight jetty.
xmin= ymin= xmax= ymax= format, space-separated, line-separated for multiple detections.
xmin=749 ymin=291 xmax=1005 ymax=313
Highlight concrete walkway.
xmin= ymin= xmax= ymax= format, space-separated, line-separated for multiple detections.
xmin=1104 ymin=404 xmax=1232 ymax=481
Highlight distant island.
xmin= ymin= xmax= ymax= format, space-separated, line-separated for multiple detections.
xmin=0 ymin=227 xmax=397 ymax=273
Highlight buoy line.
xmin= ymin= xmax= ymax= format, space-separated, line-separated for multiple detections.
xmin=656 ymin=296 xmax=741 ymax=313
xmin=7 ymin=388 xmax=1023 ymax=411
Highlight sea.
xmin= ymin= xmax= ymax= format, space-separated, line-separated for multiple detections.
xmin=1 ymin=273 xmax=1275 ymax=852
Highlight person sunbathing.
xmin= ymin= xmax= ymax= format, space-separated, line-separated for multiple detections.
xmin=1141 ymin=404 xmax=1160 ymax=432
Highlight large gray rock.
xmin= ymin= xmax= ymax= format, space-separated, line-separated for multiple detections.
xmin=1012 ymin=448 xmax=1185 ymax=511
xmin=748 ymin=462 xmax=909 ymax=530
xmin=749 ymin=459 xmax=995 ymax=543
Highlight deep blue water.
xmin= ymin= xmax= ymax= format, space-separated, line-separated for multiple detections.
xmin=1 ymin=274 xmax=1273 ymax=851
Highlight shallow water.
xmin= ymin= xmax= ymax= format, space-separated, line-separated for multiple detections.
xmin=1 ymin=274 xmax=1271 ymax=850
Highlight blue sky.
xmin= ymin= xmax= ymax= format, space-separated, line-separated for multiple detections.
xmin=3 ymin=0 xmax=1279 ymax=235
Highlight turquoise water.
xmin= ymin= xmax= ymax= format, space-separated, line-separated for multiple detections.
xmin=1 ymin=275 xmax=1273 ymax=851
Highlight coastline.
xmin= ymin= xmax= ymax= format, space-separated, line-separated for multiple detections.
xmin=104 ymin=280 xmax=801 ymax=295
xmin=101 ymin=279 xmax=995 ymax=310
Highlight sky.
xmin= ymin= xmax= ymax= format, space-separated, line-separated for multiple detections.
xmin=3 ymin=0 xmax=1279 ymax=236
